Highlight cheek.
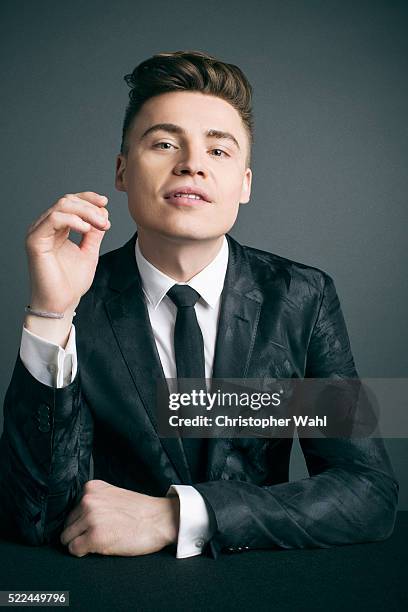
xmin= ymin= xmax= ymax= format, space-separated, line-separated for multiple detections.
xmin=220 ymin=179 xmax=245 ymax=206
xmin=217 ymin=164 xmax=245 ymax=193
xmin=127 ymin=166 xmax=154 ymax=198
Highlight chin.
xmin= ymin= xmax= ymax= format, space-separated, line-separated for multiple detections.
xmin=146 ymin=219 xmax=218 ymax=242
xmin=161 ymin=228 xmax=215 ymax=242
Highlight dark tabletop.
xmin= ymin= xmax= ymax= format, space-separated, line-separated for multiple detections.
xmin=0 ymin=512 xmax=407 ymax=612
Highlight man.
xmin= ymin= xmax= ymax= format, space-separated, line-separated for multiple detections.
xmin=0 ymin=50 xmax=398 ymax=560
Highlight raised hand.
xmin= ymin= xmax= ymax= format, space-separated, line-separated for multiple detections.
xmin=24 ymin=191 xmax=110 ymax=345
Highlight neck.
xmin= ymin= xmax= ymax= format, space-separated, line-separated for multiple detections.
xmin=137 ymin=228 xmax=225 ymax=282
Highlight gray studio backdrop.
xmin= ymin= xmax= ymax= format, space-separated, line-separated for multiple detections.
xmin=1 ymin=0 xmax=407 ymax=507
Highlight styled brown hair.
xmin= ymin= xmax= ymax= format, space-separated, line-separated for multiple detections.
xmin=120 ymin=50 xmax=254 ymax=165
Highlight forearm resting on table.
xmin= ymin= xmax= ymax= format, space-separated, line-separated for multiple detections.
xmin=18 ymin=327 xmax=213 ymax=558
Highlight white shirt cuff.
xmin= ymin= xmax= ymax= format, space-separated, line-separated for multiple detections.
xmin=166 ymin=484 xmax=211 ymax=559
xmin=20 ymin=324 xmax=78 ymax=388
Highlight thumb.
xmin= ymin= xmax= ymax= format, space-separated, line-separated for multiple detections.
xmin=79 ymin=226 xmax=107 ymax=258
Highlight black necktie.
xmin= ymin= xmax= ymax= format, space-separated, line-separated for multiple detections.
xmin=167 ymin=284 xmax=207 ymax=482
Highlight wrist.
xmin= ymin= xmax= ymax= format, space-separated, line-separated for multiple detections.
xmin=159 ymin=496 xmax=180 ymax=547
xmin=29 ymin=296 xmax=79 ymax=316
xmin=23 ymin=313 xmax=74 ymax=348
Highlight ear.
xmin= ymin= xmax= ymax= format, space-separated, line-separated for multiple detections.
xmin=239 ymin=167 xmax=252 ymax=204
xmin=115 ymin=154 xmax=127 ymax=192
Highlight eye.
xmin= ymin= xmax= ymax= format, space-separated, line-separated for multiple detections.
xmin=153 ymin=142 xmax=176 ymax=150
xmin=210 ymin=148 xmax=229 ymax=158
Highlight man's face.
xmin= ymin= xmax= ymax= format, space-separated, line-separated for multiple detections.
xmin=115 ymin=91 xmax=252 ymax=242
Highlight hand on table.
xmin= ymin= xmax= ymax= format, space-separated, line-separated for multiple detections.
xmin=60 ymin=479 xmax=180 ymax=557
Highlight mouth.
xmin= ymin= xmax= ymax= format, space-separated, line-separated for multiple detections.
xmin=163 ymin=186 xmax=212 ymax=206
xmin=164 ymin=194 xmax=208 ymax=206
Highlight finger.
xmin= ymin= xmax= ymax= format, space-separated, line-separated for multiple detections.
xmin=27 ymin=206 xmax=55 ymax=234
xmin=36 ymin=210 xmax=109 ymax=242
xmin=27 ymin=193 xmax=108 ymax=235
xmin=61 ymin=515 xmax=89 ymax=546
xmin=67 ymin=531 xmax=91 ymax=558
xmin=36 ymin=211 xmax=94 ymax=237
xmin=28 ymin=206 xmax=107 ymax=239
xmin=63 ymin=503 xmax=85 ymax=530
xmin=72 ymin=192 xmax=109 ymax=207
xmin=83 ymin=479 xmax=111 ymax=491
xmin=56 ymin=197 xmax=110 ymax=230
xmin=79 ymin=224 xmax=108 ymax=257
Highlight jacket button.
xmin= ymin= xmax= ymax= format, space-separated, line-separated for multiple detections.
xmin=36 ymin=405 xmax=51 ymax=431
xmin=37 ymin=404 xmax=50 ymax=418
xmin=38 ymin=422 xmax=50 ymax=433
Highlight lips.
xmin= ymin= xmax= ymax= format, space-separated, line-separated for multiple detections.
xmin=163 ymin=185 xmax=212 ymax=203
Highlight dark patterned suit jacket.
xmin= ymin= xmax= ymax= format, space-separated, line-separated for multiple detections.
xmin=0 ymin=232 xmax=398 ymax=559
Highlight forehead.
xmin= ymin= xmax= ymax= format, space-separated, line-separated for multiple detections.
xmin=131 ymin=91 xmax=247 ymax=138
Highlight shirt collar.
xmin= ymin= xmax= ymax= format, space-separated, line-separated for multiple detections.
xmin=135 ymin=236 xmax=229 ymax=310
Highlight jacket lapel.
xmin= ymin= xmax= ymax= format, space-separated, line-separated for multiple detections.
xmin=208 ymin=234 xmax=264 ymax=477
xmin=104 ymin=232 xmax=191 ymax=484
xmin=213 ymin=233 xmax=263 ymax=379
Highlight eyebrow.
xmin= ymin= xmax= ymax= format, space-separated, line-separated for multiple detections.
xmin=140 ymin=123 xmax=241 ymax=150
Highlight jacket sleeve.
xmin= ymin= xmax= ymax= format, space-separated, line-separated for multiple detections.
xmin=0 ymin=354 xmax=93 ymax=545
xmin=195 ymin=273 xmax=399 ymax=558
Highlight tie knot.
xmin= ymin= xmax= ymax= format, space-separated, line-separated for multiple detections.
xmin=167 ymin=284 xmax=201 ymax=308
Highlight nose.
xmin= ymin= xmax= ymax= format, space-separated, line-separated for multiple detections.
xmin=173 ymin=144 xmax=207 ymax=177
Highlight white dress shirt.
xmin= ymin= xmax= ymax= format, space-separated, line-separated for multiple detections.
xmin=20 ymin=235 xmax=229 ymax=559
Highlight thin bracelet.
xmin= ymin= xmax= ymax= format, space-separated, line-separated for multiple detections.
xmin=24 ymin=306 xmax=77 ymax=319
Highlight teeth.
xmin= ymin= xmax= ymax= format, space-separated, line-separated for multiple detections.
xmin=174 ymin=193 xmax=202 ymax=199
